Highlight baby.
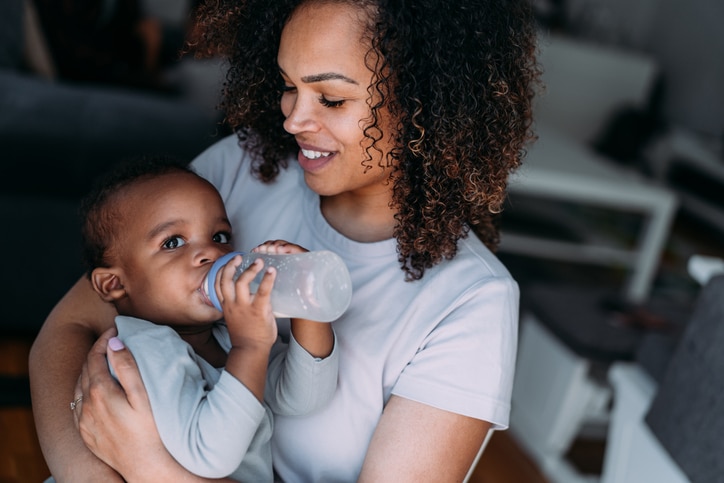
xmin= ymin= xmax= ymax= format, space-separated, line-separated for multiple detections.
xmin=79 ymin=155 xmax=338 ymax=481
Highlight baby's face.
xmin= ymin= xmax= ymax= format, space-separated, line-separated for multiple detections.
xmin=112 ymin=172 xmax=234 ymax=327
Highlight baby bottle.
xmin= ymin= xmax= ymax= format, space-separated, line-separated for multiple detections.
xmin=203 ymin=250 xmax=352 ymax=322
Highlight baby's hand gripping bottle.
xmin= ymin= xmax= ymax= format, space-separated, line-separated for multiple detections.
xmin=203 ymin=251 xmax=352 ymax=322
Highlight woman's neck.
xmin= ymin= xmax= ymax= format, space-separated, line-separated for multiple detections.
xmin=320 ymin=192 xmax=396 ymax=243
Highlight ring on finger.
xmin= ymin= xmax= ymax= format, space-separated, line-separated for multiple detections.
xmin=70 ymin=395 xmax=83 ymax=411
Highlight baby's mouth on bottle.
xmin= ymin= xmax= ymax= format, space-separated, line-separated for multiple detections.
xmin=199 ymin=273 xmax=215 ymax=307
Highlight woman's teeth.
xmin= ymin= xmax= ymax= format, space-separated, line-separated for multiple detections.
xmin=301 ymin=148 xmax=331 ymax=159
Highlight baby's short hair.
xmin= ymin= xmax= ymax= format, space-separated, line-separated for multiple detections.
xmin=80 ymin=155 xmax=196 ymax=276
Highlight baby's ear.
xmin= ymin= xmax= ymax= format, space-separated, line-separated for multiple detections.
xmin=91 ymin=268 xmax=127 ymax=302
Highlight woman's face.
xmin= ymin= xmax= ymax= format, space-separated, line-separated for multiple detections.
xmin=278 ymin=1 xmax=395 ymax=199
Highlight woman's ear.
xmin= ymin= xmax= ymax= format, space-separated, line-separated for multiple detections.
xmin=91 ymin=268 xmax=127 ymax=302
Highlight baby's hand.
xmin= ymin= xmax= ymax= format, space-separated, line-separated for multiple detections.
xmin=219 ymin=256 xmax=278 ymax=349
xmin=219 ymin=257 xmax=278 ymax=402
xmin=252 ymin=239 xmax=309 ymax=255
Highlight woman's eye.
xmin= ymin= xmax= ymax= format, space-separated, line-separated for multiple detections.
xmin=319 ymin=95 xmax=344 ymax=108
xmin=162 ymin=236 xmax=185 ymax=249
xmin=213 ymin=232 xmax=231 ymax=244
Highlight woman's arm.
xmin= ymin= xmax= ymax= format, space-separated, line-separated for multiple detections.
xmin=28 ymin=276 xmax=122 ymax=482
xmin=358 ymin=395 xmax=492 ymax=482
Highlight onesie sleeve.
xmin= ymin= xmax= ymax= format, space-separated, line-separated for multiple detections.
xmin=265 ymin=331 xmax=339 ymax=416
xmin=114 ymin=316 xmax=266 ymax=478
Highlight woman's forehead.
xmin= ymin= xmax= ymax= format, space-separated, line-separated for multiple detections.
xmin=279 ymin=3 xmax=374 ymax=75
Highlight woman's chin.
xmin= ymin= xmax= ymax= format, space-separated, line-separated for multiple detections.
xmin=302 ymin=174 xmax=340 ymax=197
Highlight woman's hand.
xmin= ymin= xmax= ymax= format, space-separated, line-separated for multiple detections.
xmin=252 ymin=239 xmax=309 ymax=255
xmin=75 ymin=329 xmax=186 ymax=482
xmin=72 ymin=324 xmax=247 ymax=483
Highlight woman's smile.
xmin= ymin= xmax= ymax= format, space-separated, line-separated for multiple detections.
xmin=297 ymin=144 xmax=336 ymax=172
xmin=300 ymin=148 xmax=332 ymax=159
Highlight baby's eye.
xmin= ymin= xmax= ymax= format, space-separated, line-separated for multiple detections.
xmin=162 ymin=236 xmax=185 ymax=249
xmin=213 ymin=232 xmax=231 ymax=244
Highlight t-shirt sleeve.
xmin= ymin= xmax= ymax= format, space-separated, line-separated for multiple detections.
xmin=391 ymin=276 xmax=519 ymax=429
xmin=114 ymin=316 xmax=266 ymax=478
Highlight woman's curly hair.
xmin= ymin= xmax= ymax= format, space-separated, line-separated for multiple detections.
xmin=190 ymin=0 xmax=540 ymax=280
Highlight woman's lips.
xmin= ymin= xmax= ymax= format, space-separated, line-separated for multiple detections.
xmin=297 ymin=147 xmax=335 ymax=172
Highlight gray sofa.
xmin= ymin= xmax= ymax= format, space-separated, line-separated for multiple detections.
xmin=0 ymin=69 xmax=224 ymax=335
xmin=0 ymin=0 xmax=225 ymax=335
xmin=0 ymin=0 xmax=226 ymax=409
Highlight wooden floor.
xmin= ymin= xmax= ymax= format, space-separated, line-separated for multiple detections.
xmin=0 ymin=335 xmax=548 ymax=483
xmin=0 ymin=337 xmax=50 ymax=483
xmin=469 ymin=432 xmax=550 ymax=483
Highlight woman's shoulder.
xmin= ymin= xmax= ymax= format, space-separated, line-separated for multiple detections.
xmin=190 ymin=134 xmax=247 ymax=178
xmin=407 ymin=234 xmax=518 ymax=318
xmin=453 ymin=232 xmax=515 ymax=283
xmin=420 ymin=233 xmax=519 ymax=315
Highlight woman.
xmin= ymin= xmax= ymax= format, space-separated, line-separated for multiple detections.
xmin=30 ymin=0 xmax=539 ymax=481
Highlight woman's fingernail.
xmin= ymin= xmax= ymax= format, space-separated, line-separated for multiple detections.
xmin=108 ymin=337 xmax=125 ymax=351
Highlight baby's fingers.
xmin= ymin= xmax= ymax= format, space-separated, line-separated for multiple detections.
xmin=217 ymin=254 xmax=244 ymax=306
xmin=252 ymin=266 xmax=276 ymax=307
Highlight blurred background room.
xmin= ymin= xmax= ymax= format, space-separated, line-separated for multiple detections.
xmin=496 ymin=1 xmax=724 ymax=482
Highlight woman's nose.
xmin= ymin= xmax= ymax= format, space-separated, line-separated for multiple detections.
xmin=283 ymin=95 xmax=320 ymax=135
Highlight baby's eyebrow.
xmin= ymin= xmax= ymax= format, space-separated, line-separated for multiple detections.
xmin=147 ymin=220 xmax=182 ymax=240
xmin=301 ymin=72 xmax=358 ymax=85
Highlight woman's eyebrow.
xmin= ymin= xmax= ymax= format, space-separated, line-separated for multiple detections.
xmin=301 ymin=72 xmax=358 ymax=84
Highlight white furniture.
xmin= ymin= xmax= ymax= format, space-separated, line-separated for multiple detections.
xmin=601 ymin=256 xmax=724 ymax=483
xmin=505 ymin=125 xmax=678 ymax=303
xmin=506 ymin=34 xmax=679 ymax=483
xmin=462 ymin=429 xmax=494 ymax=483
xmin=646 ymin=127 xmax=724 ymax=235
xmin=531 ymin=33 xmax=658 ymax=147
xmin=500 ymin=33 xmax=678 ymax=303
xmin=511 ymin=313 xmax=611 ymax=483
xmin=601 ymin=363 xmax=690 ymax=483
